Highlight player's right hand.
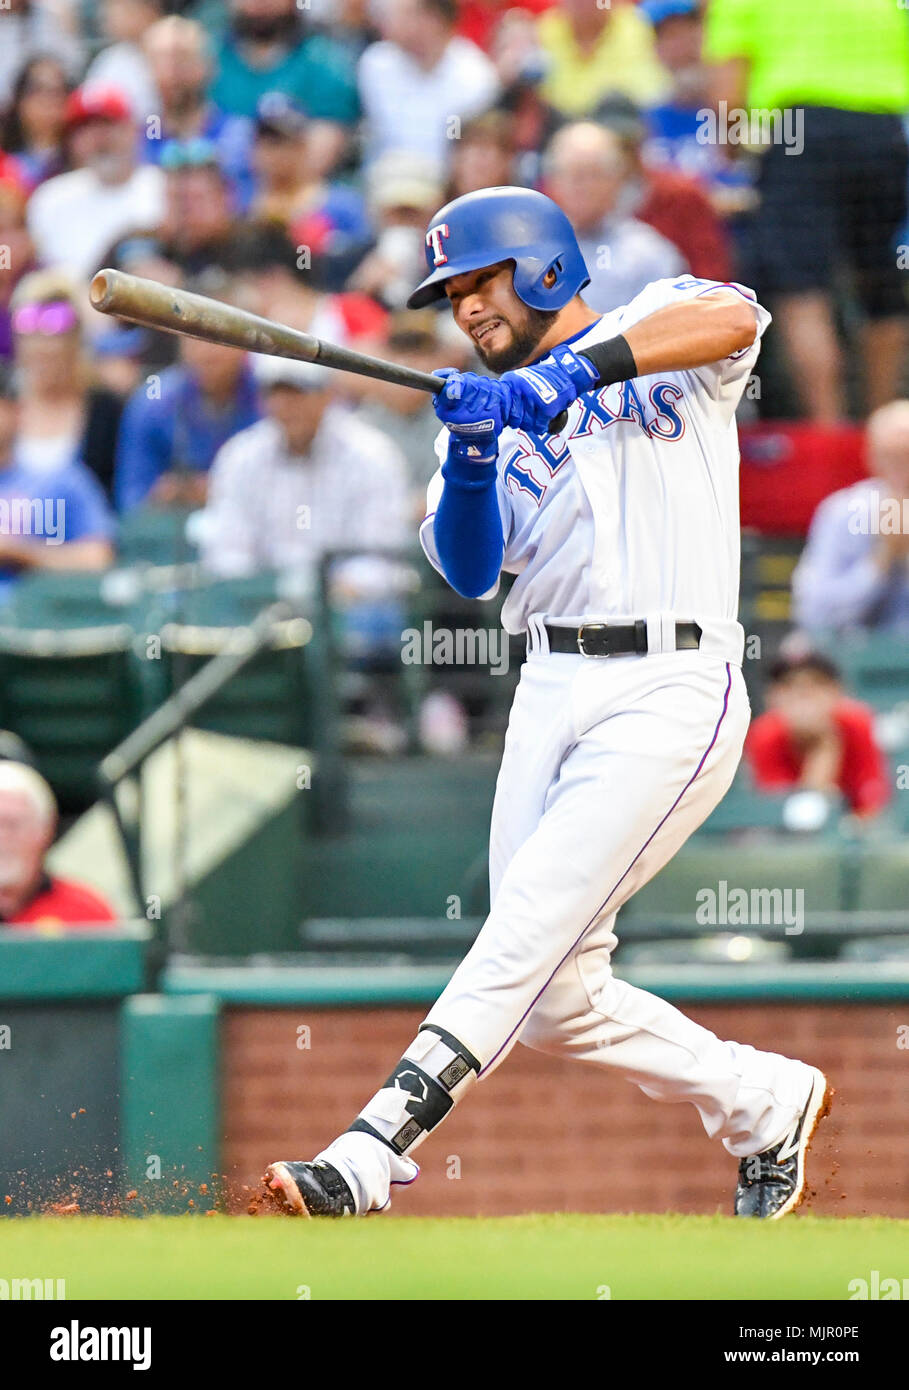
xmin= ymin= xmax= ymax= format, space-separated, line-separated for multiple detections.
xmin=500 ymin=347 xmax=600 ymax=434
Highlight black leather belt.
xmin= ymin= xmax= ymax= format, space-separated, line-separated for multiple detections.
xmin=542 ymin=620 xmax=702 ymax=657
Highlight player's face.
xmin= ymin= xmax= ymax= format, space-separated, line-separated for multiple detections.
xmin=444 ymin=262 xmax=558 ymax=373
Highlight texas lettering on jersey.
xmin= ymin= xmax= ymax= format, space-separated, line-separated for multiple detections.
xmin=502 ymin=377 xmax=686 ymax=504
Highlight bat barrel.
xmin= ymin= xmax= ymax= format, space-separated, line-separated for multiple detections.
xmin=89 ymin=268 xmax=444 ymax=396
xmin=89 ymin=268 xmax=321 ymax=361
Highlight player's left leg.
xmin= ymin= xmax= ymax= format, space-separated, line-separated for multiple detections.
xmin=518 ymin=918 xmax=830 ymax=1218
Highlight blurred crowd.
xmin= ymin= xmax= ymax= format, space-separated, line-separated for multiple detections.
xmin=0 ymin=0 xmax=906 ymax=898
xmin=0 ymin=0 xmax=905 ymax=563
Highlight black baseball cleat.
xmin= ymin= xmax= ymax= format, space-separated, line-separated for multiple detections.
xmin=264 ymin=1160 xmax=356 ymax=1217
xmin=734 ymin=1067 xmax=832 ymax=1220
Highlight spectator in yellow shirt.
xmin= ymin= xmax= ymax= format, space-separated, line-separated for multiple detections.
xmin=704 ymin=0 xmax=909 ymax=423
xmin=537 ymin=0 xmax=668 ymax=118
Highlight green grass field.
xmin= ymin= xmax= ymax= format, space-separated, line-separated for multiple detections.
xmin=5 ymin=1213 xmax=908 ymax=1300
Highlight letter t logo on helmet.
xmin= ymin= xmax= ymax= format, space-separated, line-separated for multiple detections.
xmin=408 ymin=186 xmax=590 ymax=312
xmin=426 ymin=224 xmax=451 ymax=267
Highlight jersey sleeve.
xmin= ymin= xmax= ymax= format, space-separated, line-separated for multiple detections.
xmin=615 ymin=274 xmax=771 ymax=417
xmin=418 ymin=424 xmax=513 ymax=599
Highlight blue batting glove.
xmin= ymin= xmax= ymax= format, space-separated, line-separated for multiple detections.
xmin=500 ymin=346 xmax=600 ymax=434
xmin=432 ymin=369 xmax=514 ymax=458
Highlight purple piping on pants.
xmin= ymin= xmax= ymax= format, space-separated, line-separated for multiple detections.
xmin=375 ymin=1166 xmax=421 ymax=1212
xmin=478 ymin=661 xmax=734 ymax=1077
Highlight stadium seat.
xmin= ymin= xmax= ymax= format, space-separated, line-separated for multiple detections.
xmin=159 ymin=619 xmax=311 ymax=746
xmin=407 ymin=560 xmax=522 ymax=739
xmin=853 ymin=844 xmax=909 ymax=912
xmin=738 ymin=421 xmax=866 ymax=535
xmin=4 ymin=570 xmax=141 ymax=630
xmin=116 ymin=505 xmax=198 ymax=567
xmin=621 ymin=841 xmax=847 ymax=923
xmin=814 ymin=631 xmax=909 ymax=711
xmin=696 ymin=767 xmax=791 ymax=835
xmin=737 ymin=534 xmax=808 ymax=707
xmin=0 ymin=625 xmax=143 ymax=811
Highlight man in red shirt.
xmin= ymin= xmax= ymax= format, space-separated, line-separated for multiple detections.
xmin=0 ymin=760 xmax=116 ymax=928
xmin=746 ymin=651 xmax=891 ymax=818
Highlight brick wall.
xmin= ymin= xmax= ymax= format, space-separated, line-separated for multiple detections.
xmin=222 ymin=1003 xmax=909 ymax=1217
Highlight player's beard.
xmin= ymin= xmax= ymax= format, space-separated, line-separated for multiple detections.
xmin=476 ymin=304 xmax=561 ymax=373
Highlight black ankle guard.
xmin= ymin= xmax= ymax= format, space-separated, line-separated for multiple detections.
xmin=348 ymin=1026 xmax=480 ymax=1156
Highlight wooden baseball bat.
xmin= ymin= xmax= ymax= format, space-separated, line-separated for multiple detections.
xmin=89 ymin=268 xmax=445 ymax=395
xmin=89 ymin=268 xmax=569 ymax=432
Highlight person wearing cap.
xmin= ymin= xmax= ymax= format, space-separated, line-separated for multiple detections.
xmin=101 ymin=138 xmax=239 ymax=286
xmin=198 ymin=352 xmax=409 ymax=591
xmin=142 ymin=16 xmax=256 ymax=211
xmin=154 ymin=138 xmax=238 ymax=279
xmin=358 ymin=0 xmax=500 ymax=167
xmin=347 ymin=151 xmax=446 ymax=310
xmin=114 ymin=273 xmax=261 ymax=513
xmin=26 ymin=84 xmax=165 ymax=283
xmin=251 ymin=90 xmax=309 ymax=225
xmin=249 ymin=91 xmax=371 ymax=288
xmin=745 ymin=647 xmax=891 ymax=820
xmin=0 ymin=760 xmax=117 ymax=928
xmin=640 ymin=0 xmax=756 ymax=219
xmin=0 ymin=361 xmax=115 ymax=604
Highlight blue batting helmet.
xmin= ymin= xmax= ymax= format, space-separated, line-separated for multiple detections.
xmin=407 ymin=185 xmax=590 ymax=312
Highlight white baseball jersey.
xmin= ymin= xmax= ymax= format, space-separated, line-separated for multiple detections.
xmin=419 ymin=276 xmax=770 ymax=652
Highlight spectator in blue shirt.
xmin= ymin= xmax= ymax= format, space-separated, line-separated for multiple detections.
xmin=142 ymin=16 xmax=256 ymax=213
xmin=793 ymin=400 xmax=909 ymax=633
xmin=0 ymin=366 xmax=115 ymax=601
xmin=114 ymin=324 xmax=261 ymax=513
xmin=641 ymin=0 xmax=755 ymax=219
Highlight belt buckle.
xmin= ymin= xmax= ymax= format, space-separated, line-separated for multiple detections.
xmin=577 ymin=623 xmax=609 ymax=657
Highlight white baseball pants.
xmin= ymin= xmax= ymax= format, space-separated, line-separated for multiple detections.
xmin=318 ymin=645 xmax=817 ymax=1213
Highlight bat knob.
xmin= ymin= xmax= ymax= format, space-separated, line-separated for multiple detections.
xmin=89 ymin=270 xmax=115 ymax=311
xmin=547 ymin=409 xmax=569 ymax=435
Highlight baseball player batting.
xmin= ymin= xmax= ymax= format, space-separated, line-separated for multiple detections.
xmin=265 ymin=186 xmax=832 ymax=1220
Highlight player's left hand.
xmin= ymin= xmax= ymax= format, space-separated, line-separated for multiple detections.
xmin=431 ymin=369 xmax=513 ymax=439
xmin=500 ymin=346 xmax=600 ymax=434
